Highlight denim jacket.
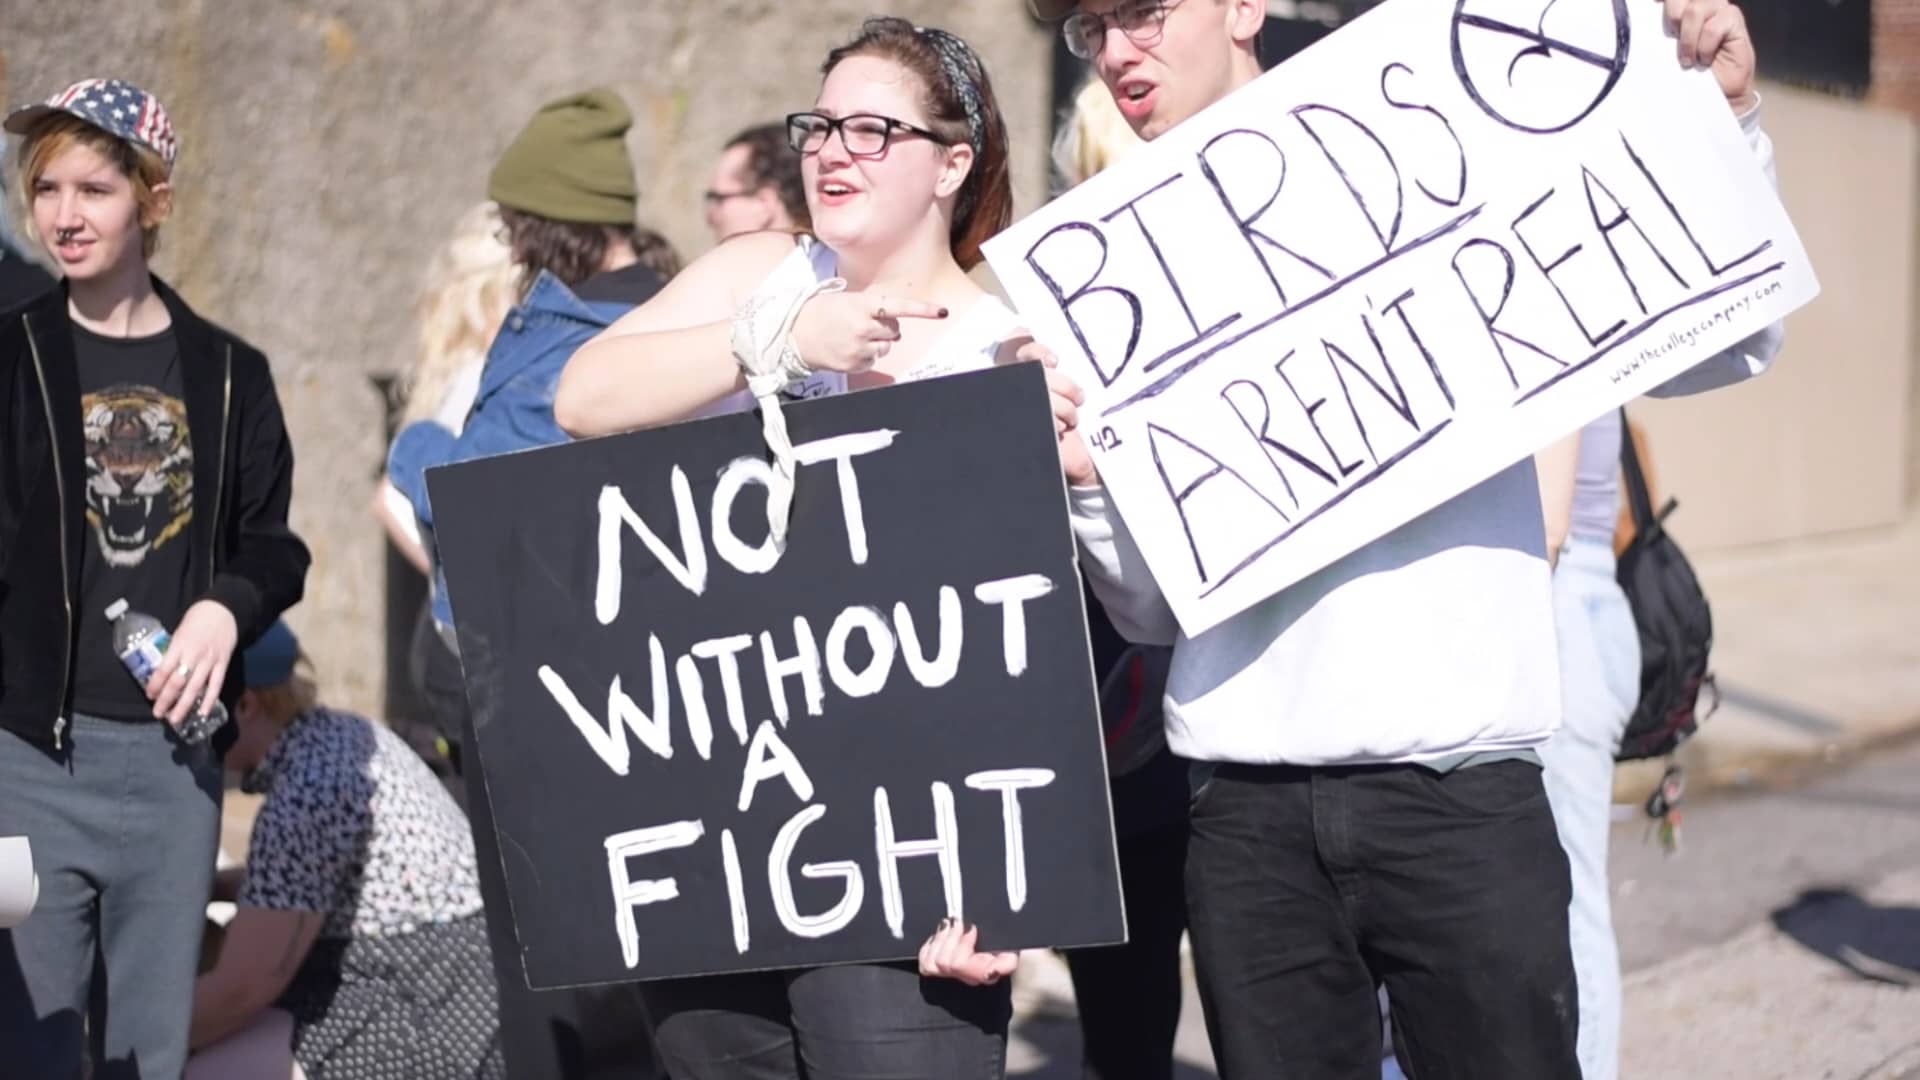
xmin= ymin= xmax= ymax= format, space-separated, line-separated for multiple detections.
xmin=387 ymin=270 xmax=633 ymax=629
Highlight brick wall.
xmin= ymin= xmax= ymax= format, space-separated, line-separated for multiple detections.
xmin=1875 ymin=0 xmax=1920 ymax=117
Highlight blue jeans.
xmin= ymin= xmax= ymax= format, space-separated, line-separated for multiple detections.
xmin=640 ymin=961 xmax=1011 ymax=1079
xmin=1539 ymin=537 xmax=1640 ymax=1080
xmin=0 ymin=713 xmax=222 ymax=1079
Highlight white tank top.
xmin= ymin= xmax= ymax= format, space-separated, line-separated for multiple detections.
xmin=705 ymin=236 xmax=1020 ymax=416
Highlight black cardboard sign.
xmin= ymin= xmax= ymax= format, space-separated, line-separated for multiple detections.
xmin=428 ymin=363 xmax=1125 ymax=987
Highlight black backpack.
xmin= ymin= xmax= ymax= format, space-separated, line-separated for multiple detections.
xmin=1613 ymin=410 xmax=1719 ymax=762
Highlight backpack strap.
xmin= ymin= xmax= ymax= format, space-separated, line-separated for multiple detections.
xmin=1618 ymin=408 xmax=1661 ymax=540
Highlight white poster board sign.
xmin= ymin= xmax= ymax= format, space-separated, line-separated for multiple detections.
xmin=984 ymin=0 xmax=1819 ymax=636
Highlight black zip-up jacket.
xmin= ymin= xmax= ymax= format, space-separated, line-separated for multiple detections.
xmin=0 ymin=277 xmax=310 ymax=751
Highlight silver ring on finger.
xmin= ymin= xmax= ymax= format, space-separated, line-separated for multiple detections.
xmin=172 ymin=661 xmax=193 ymax=681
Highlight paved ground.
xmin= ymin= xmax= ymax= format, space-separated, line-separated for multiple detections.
xmin=1009 ymin=740 xmax=1920 ymax=1079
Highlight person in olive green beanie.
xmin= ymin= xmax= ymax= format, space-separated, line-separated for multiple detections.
xmin=390 ymin=86 xmax=681 ymax=1078
xmin=487 ymin=86 xmax=680 ymax=291
xmin=488 ymin=87 xmax=639 ymax=227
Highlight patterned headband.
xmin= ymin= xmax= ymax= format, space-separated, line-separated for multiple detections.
xmin=917 ymin=27 xmax=987 ymax=155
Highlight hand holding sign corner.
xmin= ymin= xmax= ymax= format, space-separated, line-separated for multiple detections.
xmin=1657 ymin=0 xmax=1757 ymax=113
xmin=1001 ymin=331 xmax=1101 ymax=489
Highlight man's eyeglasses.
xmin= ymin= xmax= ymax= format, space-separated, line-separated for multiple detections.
xmin=1062 ymin=0 xmax=1184 ymax=61
xmin=703 ymin=188 xmax=761 ymax=207
xmin=785 ymin=112 xmax=950 ymax=158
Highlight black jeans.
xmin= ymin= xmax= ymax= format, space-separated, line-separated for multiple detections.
xmin=1064 ymin=819 xmax=1189 ymax=1080
xmin=640 ymin=962 xmax=1011 ymax=1079
xmin=1185 ymin=760 xmax=1579 ymax=1080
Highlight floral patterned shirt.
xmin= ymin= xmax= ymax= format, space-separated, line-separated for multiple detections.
xmin=240 ymin=708 xmax=484 ymax=940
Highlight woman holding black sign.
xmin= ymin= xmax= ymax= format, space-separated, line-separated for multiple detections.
xmin=557 ymin=17 xmax=1026 ymax=1080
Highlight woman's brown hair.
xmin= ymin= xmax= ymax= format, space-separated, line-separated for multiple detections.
xmin=499 ymin=211 xmax=685 ymax=295
xmin=822 ymin=18 xmax=1012 ymax=270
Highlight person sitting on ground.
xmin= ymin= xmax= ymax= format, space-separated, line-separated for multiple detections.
xmin=187 ymin=619 xmax=502 ymax=1080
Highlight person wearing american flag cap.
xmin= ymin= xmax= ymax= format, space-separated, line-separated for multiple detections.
xmin=0 ymin=77 xmax=310 ymax=1079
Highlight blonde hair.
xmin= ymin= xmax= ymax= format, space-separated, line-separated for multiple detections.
xmin=398 ymin=201 xmax=518 ymax=426
xmin=17 ymin=113 xmax=171 ymax=258
xmin=1051 ymin=76 xmax=1145 ymax=192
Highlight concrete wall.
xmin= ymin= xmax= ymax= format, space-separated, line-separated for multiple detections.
xmin=2 ymin=1 xmax=1053 ymax=715
xmin=1634 ymin=82 xmax=1919 ymax=552
xmin=9 ymin=5 xmax=1917 ymax=709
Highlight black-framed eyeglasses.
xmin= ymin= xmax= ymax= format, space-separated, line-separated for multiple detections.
xmin=785 ymin=112 xmax=950 ymax=158
xmin=1062 ymin=0 xmax=1185 ymax=61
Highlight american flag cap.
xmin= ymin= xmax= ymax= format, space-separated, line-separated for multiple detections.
xmin=4 ymin=78 xmax=179 ymax=172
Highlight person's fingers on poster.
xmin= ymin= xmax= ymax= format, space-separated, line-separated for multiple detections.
xmin=918 ymin=919 xmax=1020 ymax=986
xmin=1008 ymin=340 xmax=1085 ymax=428
xmin=1009 ymin=334 xmax=1055 ymax=369
xmin=1040 ymin=367 xmax=1100 ymax=485
xmin=1044 ymin=367 xmax=1083 ymax=408
xmin=919 ymin=918 xmax=972 ymax=979
xmin=149 ymin=600 xmax=238 ymax=727
xmin=1661 ymin=0 xmax=1690 ymax=40
xmin=1659 ymin=0 xmax=1755 ymax=110
xmin=1668 ymin=0 xmax=1708 ymax=67
xmin=1060 ymin=427 xmax=1099 ymax=487
xmin=1048 ymin=378 xmax=1080 ymax=435
xmin=916 ymin=917 xmax=949 ymax=971
xmin=1700 ymin=5 xmax=1757 ymax=110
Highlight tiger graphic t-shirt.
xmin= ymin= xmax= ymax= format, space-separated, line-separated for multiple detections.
xmin=71 ymin=323 xmax=198 ymax=721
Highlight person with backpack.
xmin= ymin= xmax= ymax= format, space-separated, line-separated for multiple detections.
xmin=1534 ymin=413 xmax=1642 ymax=1080
xmin=1535 ymin=400 xmax=1720 ymax=1080
xmin=1023 ymin=1 xmax=1783 ymax=1075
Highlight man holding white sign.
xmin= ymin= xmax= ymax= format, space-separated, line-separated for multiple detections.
xmin=1001 ymin=0 xmax=1805 ymax=1076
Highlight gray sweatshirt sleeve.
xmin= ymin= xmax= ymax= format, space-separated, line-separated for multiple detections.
xmin=1069 ymin=483 xmax=1181 ymax=646
xmin=1648 ymin=98 xmax=1787 ymax=398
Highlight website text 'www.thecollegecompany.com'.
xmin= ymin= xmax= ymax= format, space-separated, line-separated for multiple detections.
xmin=1609 ymin=278 xmax=1785 ymax=385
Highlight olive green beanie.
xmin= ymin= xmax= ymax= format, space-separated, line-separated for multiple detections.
xmin=488 ymin=87 xmax=638 ymax=225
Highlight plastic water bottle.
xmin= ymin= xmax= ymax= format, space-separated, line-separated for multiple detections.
xmin=105 ymin=599 xmax=228 ymax=744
